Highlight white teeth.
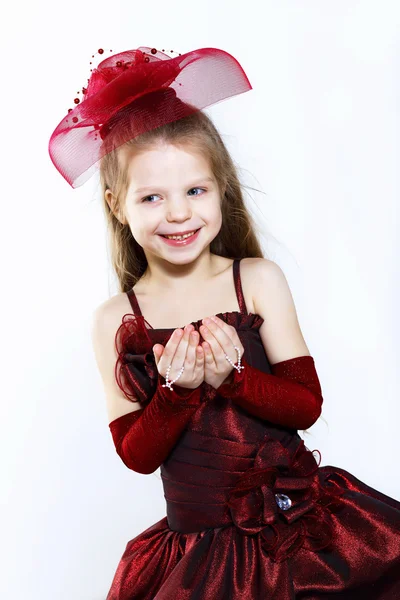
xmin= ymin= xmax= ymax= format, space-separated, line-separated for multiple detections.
xmin=164 ymin=230 xmax=197 ymax=240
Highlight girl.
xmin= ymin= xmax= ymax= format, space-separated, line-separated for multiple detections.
xmin=49 ymin=46 xmax=400 ymax=599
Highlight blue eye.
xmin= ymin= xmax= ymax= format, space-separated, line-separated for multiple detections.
xmin=142 ymin=187 xmax=206 ymax=203
xmin=188 ymin=187 xmax=206 ymax=196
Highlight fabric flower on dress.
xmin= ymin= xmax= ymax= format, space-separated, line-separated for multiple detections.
xmin=114 ymin=314 xmax=160 ymax=406
xmin=224 ymin=435 xmax=346 ymax=563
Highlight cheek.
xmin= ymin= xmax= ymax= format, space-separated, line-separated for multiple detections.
xmin=202 ymin=199 xmax=222 ymax=223
xmin=207 ymin=208 xmax=222 ymax=231
xmin=125 ymin=224 xmax=147 ymax=245
xmin=129 ymin=215 xmax=156 ymax=240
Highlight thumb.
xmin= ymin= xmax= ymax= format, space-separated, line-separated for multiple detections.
xmin=153 ymin=344 xmax=162 ymax=364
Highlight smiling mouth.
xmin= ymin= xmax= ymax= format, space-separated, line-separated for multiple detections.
xmin=159 ymin=228 xmax=200 ymax=239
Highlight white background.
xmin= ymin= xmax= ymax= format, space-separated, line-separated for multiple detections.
xmin=1 ymin=1 xmax=399 ymax=598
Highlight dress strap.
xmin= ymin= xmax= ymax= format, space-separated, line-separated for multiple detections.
xmin=233 ymin=258 xmax=248 ymax=315
xmin=126 ymin=287 xmax=142 ymax=316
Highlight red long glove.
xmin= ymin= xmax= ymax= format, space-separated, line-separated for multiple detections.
xmin=216 ymin=355 xmax=323 ymax=430
xmin=108 ymin=377 xmax=202 ymax=474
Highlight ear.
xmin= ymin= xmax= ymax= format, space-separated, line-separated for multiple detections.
xmin=105 ymin=188 xmax=127 ymax=225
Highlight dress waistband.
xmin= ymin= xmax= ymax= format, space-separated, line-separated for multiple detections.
xmin=162 ymin=434 xmax=346 ymax=563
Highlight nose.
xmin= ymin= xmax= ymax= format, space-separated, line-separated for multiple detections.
xmin=165 ymin=195 xmax=193 ymax=222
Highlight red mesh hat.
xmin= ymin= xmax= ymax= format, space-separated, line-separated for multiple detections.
xmin=48 ymin=46 xmax=252 ymax=188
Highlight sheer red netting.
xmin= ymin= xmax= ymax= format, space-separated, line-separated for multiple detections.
xmin=48 ymin=46 xmax=252 ymax=188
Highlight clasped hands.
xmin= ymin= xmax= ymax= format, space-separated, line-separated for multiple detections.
xmin=153 ymin=315 xmax=245 ymax=390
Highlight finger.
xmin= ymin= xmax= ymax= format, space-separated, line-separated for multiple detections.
xmin=195 ymin=342 xmax=204 ymax=370
xmin=159 ymin=327 xmax=186 ymax=371
xmin=153 ymin=343 xmax=164 ymax=365
xmin=201 ymin=318 xmax=242 ymax=367
xmin=202 ymin=340 xmax=217 ymax=368
xmin=185 ymin=327 xmax=200 ymax=373
xmin=202 ymin=316 xmax=233 ymax=346
xmin=199 ymin=323 xmax=227 ymax=362
xmin=172 ymin=324 xmax=193 ymax=368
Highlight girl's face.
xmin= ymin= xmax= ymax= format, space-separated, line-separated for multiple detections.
xmin=122 ymin=142 xmax=223 ymax=263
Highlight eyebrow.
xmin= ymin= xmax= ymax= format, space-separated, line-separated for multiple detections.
xmin=133 ymin=176 xmax=215 ymax=194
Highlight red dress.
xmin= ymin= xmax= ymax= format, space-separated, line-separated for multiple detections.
xmin=107 ymin=259 xmax=400 ymax=599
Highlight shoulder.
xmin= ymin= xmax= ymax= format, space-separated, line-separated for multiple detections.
xmin=240 ymin=258 xmax=289 ymax=298
xmin=91 ymin=293 xmax=132 ymax=354
xmin=241 ymin=258 xmax=287 ymax=306
xmin=91 ymin=293 xmax=144 ymax=423
xmin=90 ymin=292 xmax=130 ymax=372
xmin=91 ymin=293 xmax=125 ymax=339
xmin=243 ymin=256 xmax=283 ymax=279
xmin=249 ymin=258 xmax=289 ymax=294
xmin=90 ymin=296 xmax=120 ymax=384
xmin=240 ymin=257 xmax=278 ymax=276
xmin=245 ymin=258 xmax=310 ymax=364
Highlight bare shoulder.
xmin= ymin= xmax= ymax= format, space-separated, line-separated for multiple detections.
xmin=243 ymin=257 xmax=289 ymax=300
xmin=243 ymin=257 xmax=286 ymax=284
xmin=235 ymin=257 xmax=269 ymax=314
xmin=245 ymin=258 xmax=311 ymax=365
xmin=91 ymin=294 xmax=143 ymax=424
xmin=91 ymin=293 xmax=122 ymax=333
xmin=240 ymin=257 xmax=276 ymax=276
xmin=91 ymin=293 xmax=127 ymax=353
